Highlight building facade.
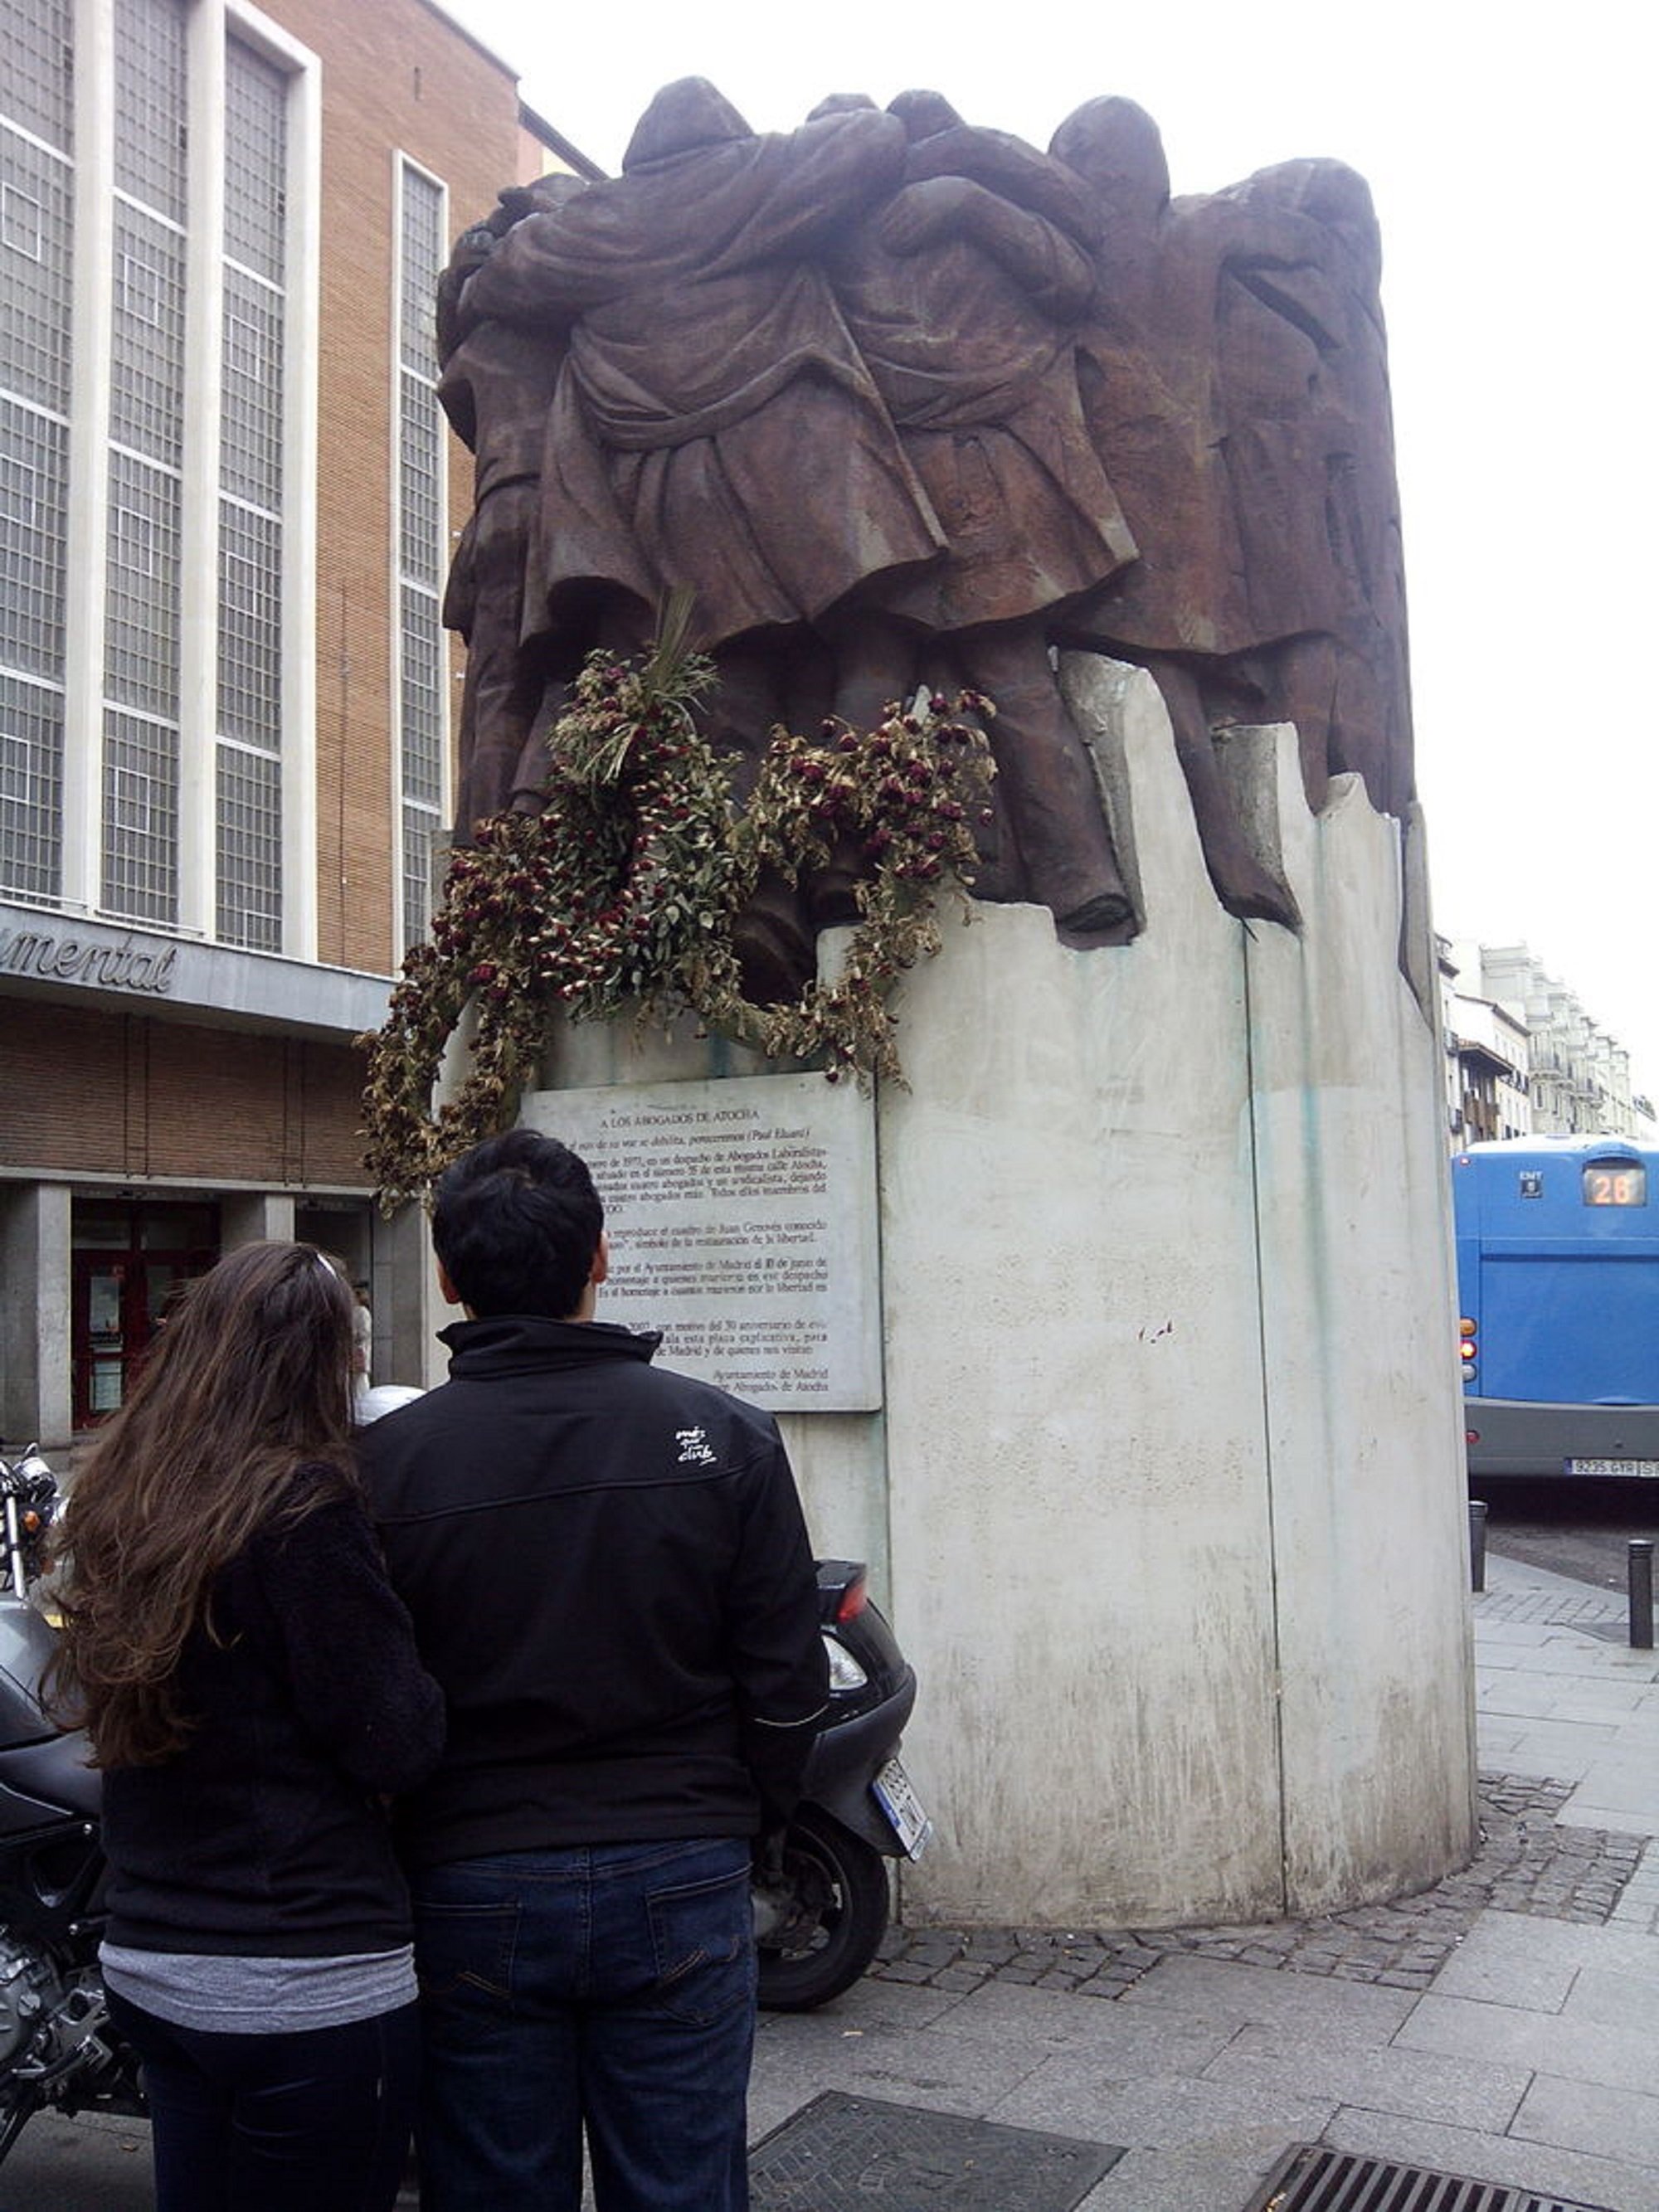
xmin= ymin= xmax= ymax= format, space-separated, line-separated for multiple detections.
xmin=1 ymin=0 xmax=576 ymax=1445
xmin=1441 ymin=939 xmax=1654 ymax=1149
xmin=1440 ymin=952 xmax=1530 ymax=1148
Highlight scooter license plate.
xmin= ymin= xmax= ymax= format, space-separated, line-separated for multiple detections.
xmin=872 ymin=1757 xmax=932 ymax=1860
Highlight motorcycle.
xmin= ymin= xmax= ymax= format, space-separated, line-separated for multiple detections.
xmin=754 ymin=1558 xmax=931 ymax=2012
xmin=0 ymin=1444 xmax=144 ymax=2166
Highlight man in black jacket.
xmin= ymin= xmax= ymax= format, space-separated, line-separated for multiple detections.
xmin=359 ymin=1128 xmax=828 ymax=2212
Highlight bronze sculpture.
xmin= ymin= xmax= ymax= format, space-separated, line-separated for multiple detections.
xmin=437 ymin=79 xmax=1413 ymax=950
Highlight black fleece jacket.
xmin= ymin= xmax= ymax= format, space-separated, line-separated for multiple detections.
xmin=358 ymin=1316 xmax=829 ymax=1871
xmin=101 ymin=1469 xmax=445 ymax=1957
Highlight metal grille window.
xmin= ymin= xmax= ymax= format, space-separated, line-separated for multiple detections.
xmin=4 ymin=0 xmax=74 ymax=153
xmin=109 ymin=200 xmax=186 ymax=467
xmin=0 ymin=674 xmax=64 ymax=900
xmin=101 ymin=0 xmax=187 ymax=924
xmin=216 ymin=741 xmax=280 ymax=948
xmin=102 ymin=706 xmax=178 ymax=921
xmin=0 ymin=400 xmax=68 ymax=680
xmin=399 ymin=170 xmax=442 ymax=381
xmin=400 ymin=581 xmax=444 ymax=810
xmin=216 ymin=499 xmax=280 ymax=745
xmin=399 ymin=391 xmax=442 ymax=591
xmin=220 ymin=266 xmax=283 ymax=507
xmin=1 ymin=1 xmax=316 ymax=938
xmin=397 ymin=161 xmax=445 ymax=950
xmin=105 ymin=448 xmax=181 ymax=718
xmin=0 ymin=129 xmax=73 ymax=413
xmin=112 ymin=0 xmax=187 ymax=226
xmin=1 ymin=17 xmax=73 ymax=904
xmin=214 ymin=34 xmax=288 ymax=951
xmin=222 ymin=41 xmax=285 ymax=285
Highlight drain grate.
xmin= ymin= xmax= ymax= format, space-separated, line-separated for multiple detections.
xmin=1241 ymin=2143 xmax=1617 ymax=2211
xmin=750 ymin=2091 xmax=1124 ymax=2210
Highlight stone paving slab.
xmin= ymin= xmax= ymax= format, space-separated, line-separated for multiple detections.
xmin=1486 ymin=1691 xmax=1659 ymax=1726
xmin=917 ymin=1979 xmax=1233 ymax=2073
xmin=1511 ymin=2071 xmax=1659 ymax=2167
xmin=1567 ymin=1956 xmax=1659 ymax=2035
xmin=1200 ymin=2023 xmax=1533 ymax=2132
xmin=1396 ymin=1990 xmax=1659 ymax=2098
xmin=1489 ymin=1642 xmax=1659 ymax=1679
xmin=1323 ymin=2105 xmax=1659 ymax=2212
xmin=1113 ymin=1954 xmax=1418 ymax=2042
xmin=1560 ymin=1800 xmax=1659 ymax=1837
xmin=874 ymin=1778 xmax=1647 ymax=2002
xmin=1073 ymin=2139 xmax=1292 ymax=2212
xmin=1428 ymin=1909 xmax=1645 ymax=2010
xmin=985 ymin=2059 xmax=1338 ymax=2153
xmin=753 ymin=2010 xmax=1054 ymax=2116
xmin=1478 ymin=1611 xmax=1627 ymax=1640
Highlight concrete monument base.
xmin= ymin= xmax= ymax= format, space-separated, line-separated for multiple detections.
xmin=524 ymin=653 xmax=1477 ymax=1928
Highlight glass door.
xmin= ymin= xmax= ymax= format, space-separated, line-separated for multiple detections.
xmin=71 ymin=1202 xmax=220 ymax=1427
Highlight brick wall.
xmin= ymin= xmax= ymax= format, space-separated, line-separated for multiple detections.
xmin=270 ymin=0 xmax=525 ymax=978
xmin=0 ymin=1000 xmax=370 ymax=1189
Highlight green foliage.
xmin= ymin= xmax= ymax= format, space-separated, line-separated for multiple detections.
xmin=361 ymin=630 xmax=995 ymax=1208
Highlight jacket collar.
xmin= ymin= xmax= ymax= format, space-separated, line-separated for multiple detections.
xmin=440 ymin=1314 xmax=662 ymax=1378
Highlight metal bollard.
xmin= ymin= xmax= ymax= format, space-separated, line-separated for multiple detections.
xmin=1630 ymin=1540 xmax=1655 ymax=1651
xmin=1468 ymin=1499 xmax=1488 ymax=1594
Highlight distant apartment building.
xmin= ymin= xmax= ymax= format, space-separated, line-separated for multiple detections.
xmin=1440 ymin=951 xmax=1530 ymax=1146
xmin=1 ymin=0 xmax=591 ymax=1446
xmin=1441 ymin=940 xmax=1654 ymax=1149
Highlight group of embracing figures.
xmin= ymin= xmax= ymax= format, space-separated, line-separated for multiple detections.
xmin=440 ymin=77 xmax=1414 ymax=964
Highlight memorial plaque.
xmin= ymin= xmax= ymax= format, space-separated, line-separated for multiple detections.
xmin=521 ymin=1074 xmax=881 ymax=1412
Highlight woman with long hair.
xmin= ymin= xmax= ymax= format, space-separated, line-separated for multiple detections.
xmin=46 ymin=1240 xmax=444 ymax=2212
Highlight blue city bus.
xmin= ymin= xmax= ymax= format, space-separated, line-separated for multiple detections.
xmin=1452 ymin=1136 xmax=1659 ymax=1480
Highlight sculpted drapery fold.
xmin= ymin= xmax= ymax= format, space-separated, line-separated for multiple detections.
xmin=438 ymin=77 xmax=1413 ymax=950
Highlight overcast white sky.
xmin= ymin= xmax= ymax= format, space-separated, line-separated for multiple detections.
xmin=440 ymin=0 xmax=1657 ymax=1104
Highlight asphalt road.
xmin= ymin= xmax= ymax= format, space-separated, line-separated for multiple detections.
xmin=1474 ymin=1475 xmax=1659 ymax=1591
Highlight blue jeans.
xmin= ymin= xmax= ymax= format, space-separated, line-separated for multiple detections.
xmin=412 ymin=1835 xmax=756 ymax=2212
xmin=105 ymin=1989 xmax=420 ymax=2212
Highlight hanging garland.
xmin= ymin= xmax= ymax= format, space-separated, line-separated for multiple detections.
xmin=361 ymin=627 xmax=995 ymax=1208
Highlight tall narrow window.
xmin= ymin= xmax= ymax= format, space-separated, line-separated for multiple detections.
xmin=216 ymin=35 xmax=287 ymax=950
xmin=0 ymin=0 xmax=73 ymax=900
xmin=396 ymin=160 xmax=445 ymax=950
xmin=101 ymin=0 xmax=187 ymax=923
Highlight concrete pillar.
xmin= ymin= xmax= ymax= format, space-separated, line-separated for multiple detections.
xmin=0 ymin=1184 xmax=73 ymax=1451
xmin=378 ymin=1202 xmax=447 ymax=1388
xmin=220 ymin=1193 xmax=297 ymax=1247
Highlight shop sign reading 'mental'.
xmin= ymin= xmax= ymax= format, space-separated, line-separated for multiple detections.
xmin=0 ymin=921 xmax=178 ymax=994
xmin=523 ymin=1072 xmax=882 ymax=1413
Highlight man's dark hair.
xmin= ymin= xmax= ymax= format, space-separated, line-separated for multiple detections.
xmin=432 ymin=1130 xmax=604 ymax=1319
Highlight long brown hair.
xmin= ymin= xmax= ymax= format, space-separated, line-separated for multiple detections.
xmin=46 ymin=1241 xmax=358 ymax=1767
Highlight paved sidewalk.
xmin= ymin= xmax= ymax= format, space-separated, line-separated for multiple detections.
xmin=751 ymin=1548 xmax=1659 ymax=2210
xmin=6 ymin=1548 xmax=1656 ymax=2210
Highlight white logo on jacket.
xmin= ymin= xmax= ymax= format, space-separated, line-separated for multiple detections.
xmin=675 ymin=1426 xmax=717 ymax=1466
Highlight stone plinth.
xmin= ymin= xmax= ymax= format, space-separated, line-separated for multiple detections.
xmin=522 ymin=651 xmax=1477 ymax=1928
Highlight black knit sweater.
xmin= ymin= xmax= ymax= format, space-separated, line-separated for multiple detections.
xmin=100 ymin=1469 xmax=445 ymax=1957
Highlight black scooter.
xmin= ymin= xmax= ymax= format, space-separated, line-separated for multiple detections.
xmin=755 ymin=1558 xmax=931 ymax=2011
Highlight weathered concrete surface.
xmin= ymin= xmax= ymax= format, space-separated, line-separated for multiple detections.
xmin=523 ymin=650 xmax=1475 ymax=1927
xmin=844 ymin=656 xmax=1472 ymax=1924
